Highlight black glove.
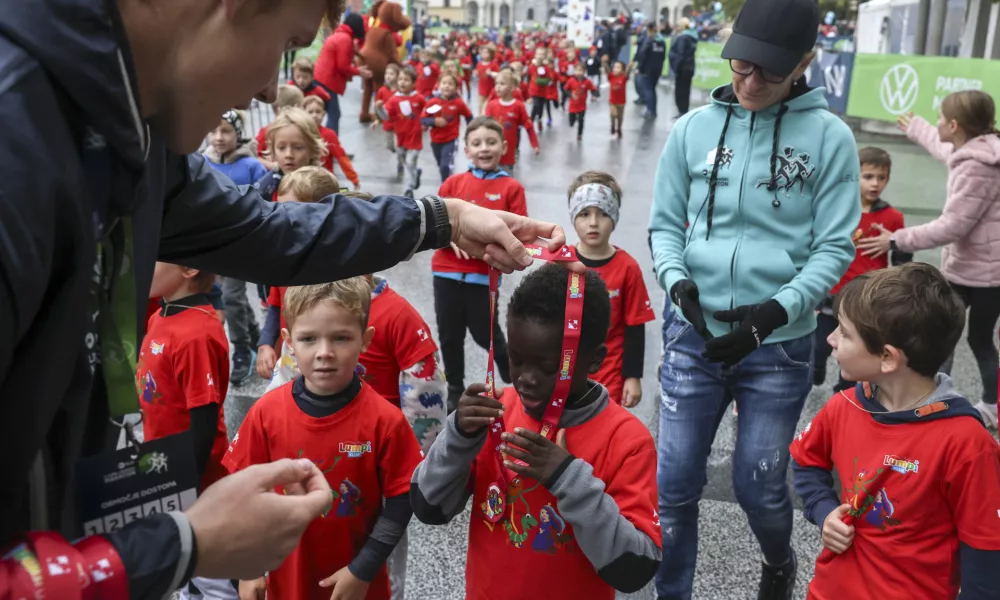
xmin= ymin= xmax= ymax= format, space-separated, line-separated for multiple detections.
xmin=702 ymin=300 xmax=788 ymax=366
xmin=670 ymin=279 xmax=713 ymax=341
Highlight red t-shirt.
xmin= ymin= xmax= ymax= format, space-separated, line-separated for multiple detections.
xmin=484 ymin=98 xmax=538 ymax=167
xmin=223 ymin=382 xmax=423 ymax=600
xmin=359 ymin=284 xmax=438 ymax=405
xmin=486 ymin=88 xmax=525 ymax=103
xmin=432 ymin=172 xmax=528 ymax=275
xmin=546 ymin=72 xmax=561 ymax=100
xmin=415 ymin=61 xmax=441 ymax=97
xmin=476 ymin=61 xmax=498 ymax=96
xmin=830 ymin=203 xmax=906 ymax=294
xmin=527 ymin=64 xmax=555 ymax=98
xmin=790 ymin=389 xmax=1000 ymax=600
xmin=607 ymin=73 xmax=628 ymax=106
xmin=460 ymin=56 xmax=474 ymax=81
xmin=464 ymin=388 xmax=661 ymax=599
xmin=583 ymin=249 xmax=655 ymax=404
xmin=385 ymin=92 xmax=427 ymax=150
xmin=288 ymin=80 xmax=331 ymax=103
xmin=319 ymin=126 xmax=358 ymax=186
xmin=565 ymin=77 xmax=597 ymax=113
xmin=375 ymin=86 xmax=396 ymax=131
xmin=422 ymin=94 xmax=472 ymax=144
xmin=136 ymin=304 xmax=230 ymax=491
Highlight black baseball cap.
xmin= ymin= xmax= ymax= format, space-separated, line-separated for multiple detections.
xmin=721 ymin=0 xmax=820 ymax=78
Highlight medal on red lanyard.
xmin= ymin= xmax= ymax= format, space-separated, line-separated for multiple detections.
xmin=481 ymin=243 xmax=582 ymax=525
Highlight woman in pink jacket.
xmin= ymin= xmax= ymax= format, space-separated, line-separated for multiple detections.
xmin=860 ymin=90 xmax=1000 ymax=428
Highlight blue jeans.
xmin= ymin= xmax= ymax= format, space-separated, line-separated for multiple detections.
xmin=325 ymin=89 xmax=341 ymax=134
xmin=655 ymin=308 xmax=813 ymax=600
xmin=637 ymin=73 xmax=658 ymax=116
xmin=431 ymin=140 xmax=458 ymax=182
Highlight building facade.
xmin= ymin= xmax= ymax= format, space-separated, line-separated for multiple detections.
xmin=430 ymin=0 xmax=691 ymax=29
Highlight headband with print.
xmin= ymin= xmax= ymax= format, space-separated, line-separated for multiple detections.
xmin=569 ymin=183 xmax=620 ymax=227
xmin=221 ymin=109 xmax=248 ymax=144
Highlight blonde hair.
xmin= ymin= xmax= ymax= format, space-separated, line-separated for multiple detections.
xmin=940 ymin=90 xmax=1000 ymax=139
xmin=496 ymin=69 xmax=519 ymax=86
xmin=283 ymin=277 xmax=374 ymax=330
xmin=265 ymin=108 xmax=327 ymax=166
xmin=275 ymin=85 xmax=305 ymax=111
xmin=292 ymin=56 xmax=315 ymax=75
xmin=278 ymin=166 xmax=340 ymax=202
xmin=302 ymin=95 xmax=326 ymax=112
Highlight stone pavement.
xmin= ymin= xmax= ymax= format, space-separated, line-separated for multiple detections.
xmin=218 ymin=79 xmax=990 ymax=600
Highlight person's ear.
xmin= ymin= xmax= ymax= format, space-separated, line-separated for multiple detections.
xmin=281 ymin=328 xmax=294 ymax=355
xmin=792 ymin=52 xmax=815 ymax=79
xmin=180 ymin=267 xmax=201 ymax=281
xmin=501 ymin=139 xmax=509 ymax=156
xmin=880 ymin=344 xmax=904 ymax=374
xmin=587 ymin=344 xmax=608 ymax=374
xmin=361 ymin=326 xmax=376 ymax=352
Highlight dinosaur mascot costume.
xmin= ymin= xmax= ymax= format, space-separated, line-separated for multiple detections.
xmin=358 ymin=0 xmax=411 ymax=122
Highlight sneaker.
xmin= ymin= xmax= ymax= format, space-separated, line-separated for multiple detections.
xmin=415 ymin=168 xmax=422 ymax=189
xmin=231 ymin=346 xmax=253 ymax=384
xmin=611 ymin=124 xmax=616 ymax=135
xmin=397 ymin=164 xmax=404 ymax=177
xmin=537 ymin=121 xmax=544 ymax=132
xmin=758 ymin=548 xmax=797 ymax=600
xmin=547 ymin=118 xmax=552 ymax=127
xmin=577 ymin=134 xmax=582 ymax=142
xmin=617 ymin=129 xmax=622 ymax=140
xmin=974 ymin=400 xmax=999 ymax=429
xmin=634 ymin=98 xmax=645 ymax=105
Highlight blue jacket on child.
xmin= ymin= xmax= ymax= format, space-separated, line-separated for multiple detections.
xmin=649 ymin=81 xmax=860 ymax=343
xmin=204 ymin=144 xmax=269 ymax=186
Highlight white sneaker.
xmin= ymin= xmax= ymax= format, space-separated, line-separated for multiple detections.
xmin=973 ymin=400 xmax=998 ymax=429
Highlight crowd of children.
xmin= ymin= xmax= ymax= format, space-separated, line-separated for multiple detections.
xmin=134 ymin=32 xmax=1000 ymax=600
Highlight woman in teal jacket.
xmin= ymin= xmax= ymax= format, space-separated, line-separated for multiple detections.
xmin=647 ymin=0 xmax=859 ymax=598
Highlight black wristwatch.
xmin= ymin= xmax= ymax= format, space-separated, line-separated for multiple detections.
xmin=420 ymin=194 xmax=452 ymax=250
xmin=889 ymin=235 xmax=899 ymax=252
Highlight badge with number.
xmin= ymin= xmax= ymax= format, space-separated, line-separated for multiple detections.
xmin=74 ymin=430 xmax=200 ymax=535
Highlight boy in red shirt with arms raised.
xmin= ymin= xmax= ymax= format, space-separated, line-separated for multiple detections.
xmin=813 ymin=147 xmax=911 ymax=391
xmin=421 ymin=73 xmax=473 ymax=182
xmin=229 ymin=279 xmax=423 ymax=600
xmin=791 ymin=263 xmax=1000 ymax=600
xmin=475 ymin=46 xmax=499 ymax=113
xmin=384 ymin=66 xmax=426 ymax=199
xmin=568 ymin=171 xmax=654 ymax=406
xmin=411 ymin=264 xmax=662 ymax=599
xmin=485 ymin=71 xmax=539 ymax=174
xmin=564 ymin=62 xmax=597 ymax=141
xmin=604 ymin=60 xmax=633 ymax=138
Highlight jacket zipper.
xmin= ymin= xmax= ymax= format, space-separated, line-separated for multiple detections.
xmin=729 ymin=113 xmax=756 ymax=330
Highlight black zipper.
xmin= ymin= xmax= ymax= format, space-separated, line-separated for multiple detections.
xmin=729 ymin=112 xmax=756 ymax=330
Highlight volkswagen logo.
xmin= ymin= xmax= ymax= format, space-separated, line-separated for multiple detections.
xmin=879 ymin=63 xmax=919 ymax=115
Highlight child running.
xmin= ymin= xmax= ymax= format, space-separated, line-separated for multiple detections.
xmin=568 ymin=172 xmax=654 ymax=406
xmin=373 ymin=63 xmax=401 ymax=154
xmin=422 ymin=73 xmax=473 ymax=182
xmin=384 ymin=66 xmax=426 ymax=198
xmin=528 ymin=48 xmax=557 ymax=131
xmin=137 ymin=263 xmax=233 ymax=599
xmin=484 ymin=71 xmax=539 ymax=174
xmin=254 ymin=107 xmax=327 ymax=200
xmin=791 ymin=263 xmax=1000 ymax=599
xmin=434 ymin=117 xmax=527 ymax=411
xmin=228 ymin=280 xmax=422 ymax=600
xmin=476 ymin=47 xmax=499 ymax=113
xmin=302 ymin=96 xmax=360 ymax=190
xmin=415 ymin=47 xmax=441 ymax=98
xmin=411 ymin=264 xmax=662 ymax=599
xmin=605 ymin=60 xmax=633 ymax=138
xmin=564 ymin=62 xmax=597 ymax=141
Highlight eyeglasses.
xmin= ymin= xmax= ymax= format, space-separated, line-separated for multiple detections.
xmin=729 ymin=59 xmax=788 ymax=84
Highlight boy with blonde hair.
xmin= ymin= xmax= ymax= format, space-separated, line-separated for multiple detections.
xmin=255 ymin=84 xmax=307 ymax=167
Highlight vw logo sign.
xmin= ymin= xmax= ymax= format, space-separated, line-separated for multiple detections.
xmin=879 ymin=63 xmax=919 ymax=115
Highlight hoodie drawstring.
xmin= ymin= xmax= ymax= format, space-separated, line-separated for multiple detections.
xmin=704 ymin=101 xmax=734 ymax=240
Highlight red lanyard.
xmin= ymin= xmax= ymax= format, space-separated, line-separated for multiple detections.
xmin=482 ymin=243 xmax=581 ymax=525
xmin=2 ymin=533 xmax=128 ymax=600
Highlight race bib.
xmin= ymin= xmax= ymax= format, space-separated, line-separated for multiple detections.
xmin=400 ymin=100 xmax=413 ymax=116
xmin=424 ymin=65 xmax=432 ymax=76
xmin=538 ymin=67 xmax=546 ymax=76
xmin=426 ymin=104 xmax=443 ymax=114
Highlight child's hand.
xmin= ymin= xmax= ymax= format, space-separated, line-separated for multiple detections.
xmin=500 ymin=428 xmax=572 ymax=487
xmin=369 ymin=120 xmax=380 ymax=129
xmin=821 ymin=504 xmax=855 ymax=554
xmin=238 ymin=577 xmax=267 ymax=600
xmin=434 ymin=117 xmax=448 ymax=127
xmin=353 ymin=182 xmax=362 ymax=191
xmin=256 ymin=345 xmax=277 ymax=379
xmin=450 ymin=242 xmax=472 ymax=260
xmin=319 ymin=566 xmax=370 ymax=600
xmin=533 ymin=146 xmax=540 ymax=156
xmin=456 ymin=382 xmax=505 ymax=435
xmin=896 ymin=111 xmax=913 ymax=133
xmin=622 ymin=378 xmax=643 ymax=408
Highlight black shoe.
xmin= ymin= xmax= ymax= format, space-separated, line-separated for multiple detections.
xmin=415 ymin=168 xmax=422 ymax=189
xmin=231 ymin=347 xmax=253 ymax=384
xmin=758 ymin=548 xmax=797 ymax=600
xmin=634 ymin=98 xmax=645 ymax=105
xmin=446 ymin=385 xmax=464 ymax=414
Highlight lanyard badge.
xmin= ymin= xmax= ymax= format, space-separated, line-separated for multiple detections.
xmin=481 ymin=244 xmax=582 ymax=526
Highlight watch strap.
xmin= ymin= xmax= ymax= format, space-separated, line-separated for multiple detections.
xmin=421 ymin=195 xmax=451 ymax=250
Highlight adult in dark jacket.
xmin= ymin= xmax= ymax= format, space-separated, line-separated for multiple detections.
xmin=0 ymin=0 xmax=567 ymax=598
xmin=634 ymin=22 xmax=667 ymax=118
xmin=315 ymin=13 xmax=371 ymax=132
xmin=668 ymin=17 xmax=698 ymax=115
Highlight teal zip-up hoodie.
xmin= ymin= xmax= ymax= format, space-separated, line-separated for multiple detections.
xmin=649 ymin=82 xmax=860 ymax=343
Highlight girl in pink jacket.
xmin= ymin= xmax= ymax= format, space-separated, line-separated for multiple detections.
xmin=860 ymin=90 xmax=1000 ymax=428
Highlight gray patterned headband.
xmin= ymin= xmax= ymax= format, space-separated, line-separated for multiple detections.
xmin=221 ymin=109 xmax=248 ymax=144
xmin=569 ymin=183 xmax=620 ymax=227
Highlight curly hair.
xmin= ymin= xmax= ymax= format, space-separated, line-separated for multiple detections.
xmin=264 ymin=107 xmax=327 ymax=167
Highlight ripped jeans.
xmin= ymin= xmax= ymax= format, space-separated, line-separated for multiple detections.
xmin=655 ymin=308 xmax=812 ymax=600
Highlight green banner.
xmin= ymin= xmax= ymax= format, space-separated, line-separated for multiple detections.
xmin=692 ymin=42 xmax=729 ymax=91
xmin=846 ymin=53 xmax=1000 ymax=122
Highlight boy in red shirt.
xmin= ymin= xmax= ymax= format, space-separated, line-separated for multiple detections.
xmin=813 ymin=147 xmax=911 ymax=390
xmin=373 ymin=63 xmax=401 ymax=156
xmin=604 ymin=60 xmax=633 ymax=138
xmin=791 ymin=263 xmax=1000 ymax=600
xmin=433 ymin=117 xmax=528 ymax=411
xmin=564 ymin=62 xmax=597 ymax=141
xmin=290 ymin=56 xmax=332 ymax=104
xmin=137 ymin=263 xmax=233 ymax=599
xmin=484 ymin=71 xmax=539 ymax=174
xmin=411 ymin=264 xmax=662 ymax=599
xmin=421 ymin=73 xmax=473 ymax=182
xmin=302 ymin=96 xmax=360 ymax=189
xmin=528 ymin=49 xmax=556 ymax=131
xmin=458 ymin=46 xmax=474 ymax=100
xmin=415 ymin=47 xmax=441 ymax=97
xmin=568 ymin=171 xmax=654 ymax=406
xmin=384 ymin=67 xmax=426 ymax=199
xmin=229 ymin=279 xmax=423 ymax=600
xmin=485 ymin=68 xmax=525 ymax=103
xmin=475 ymin=47 xmax=499 ymax=113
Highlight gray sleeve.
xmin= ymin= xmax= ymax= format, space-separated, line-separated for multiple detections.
xmin=548 ymin=459 xmax=662 ymax=593
xmin=409 ymin=412 xmax=486 ymax=525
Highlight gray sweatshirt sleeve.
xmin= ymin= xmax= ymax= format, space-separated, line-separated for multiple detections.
xmin=548 ymin=458 xmax=662 ymax=593
xmin=410 ymin=412 xmax=486 ymax=525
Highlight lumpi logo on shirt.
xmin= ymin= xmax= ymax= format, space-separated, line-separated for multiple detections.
xmin=150 ymin=340 xmax=165 ymax=355
xmin=339 ymin=441 xmax=373 ymax=458
xmin=485 ymin=193 xmax=502 ymax=202
xmin=883 ymin=454 xmax=919 ymax=475
xmin=608 ymin=289 xmax=620 ymax=299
